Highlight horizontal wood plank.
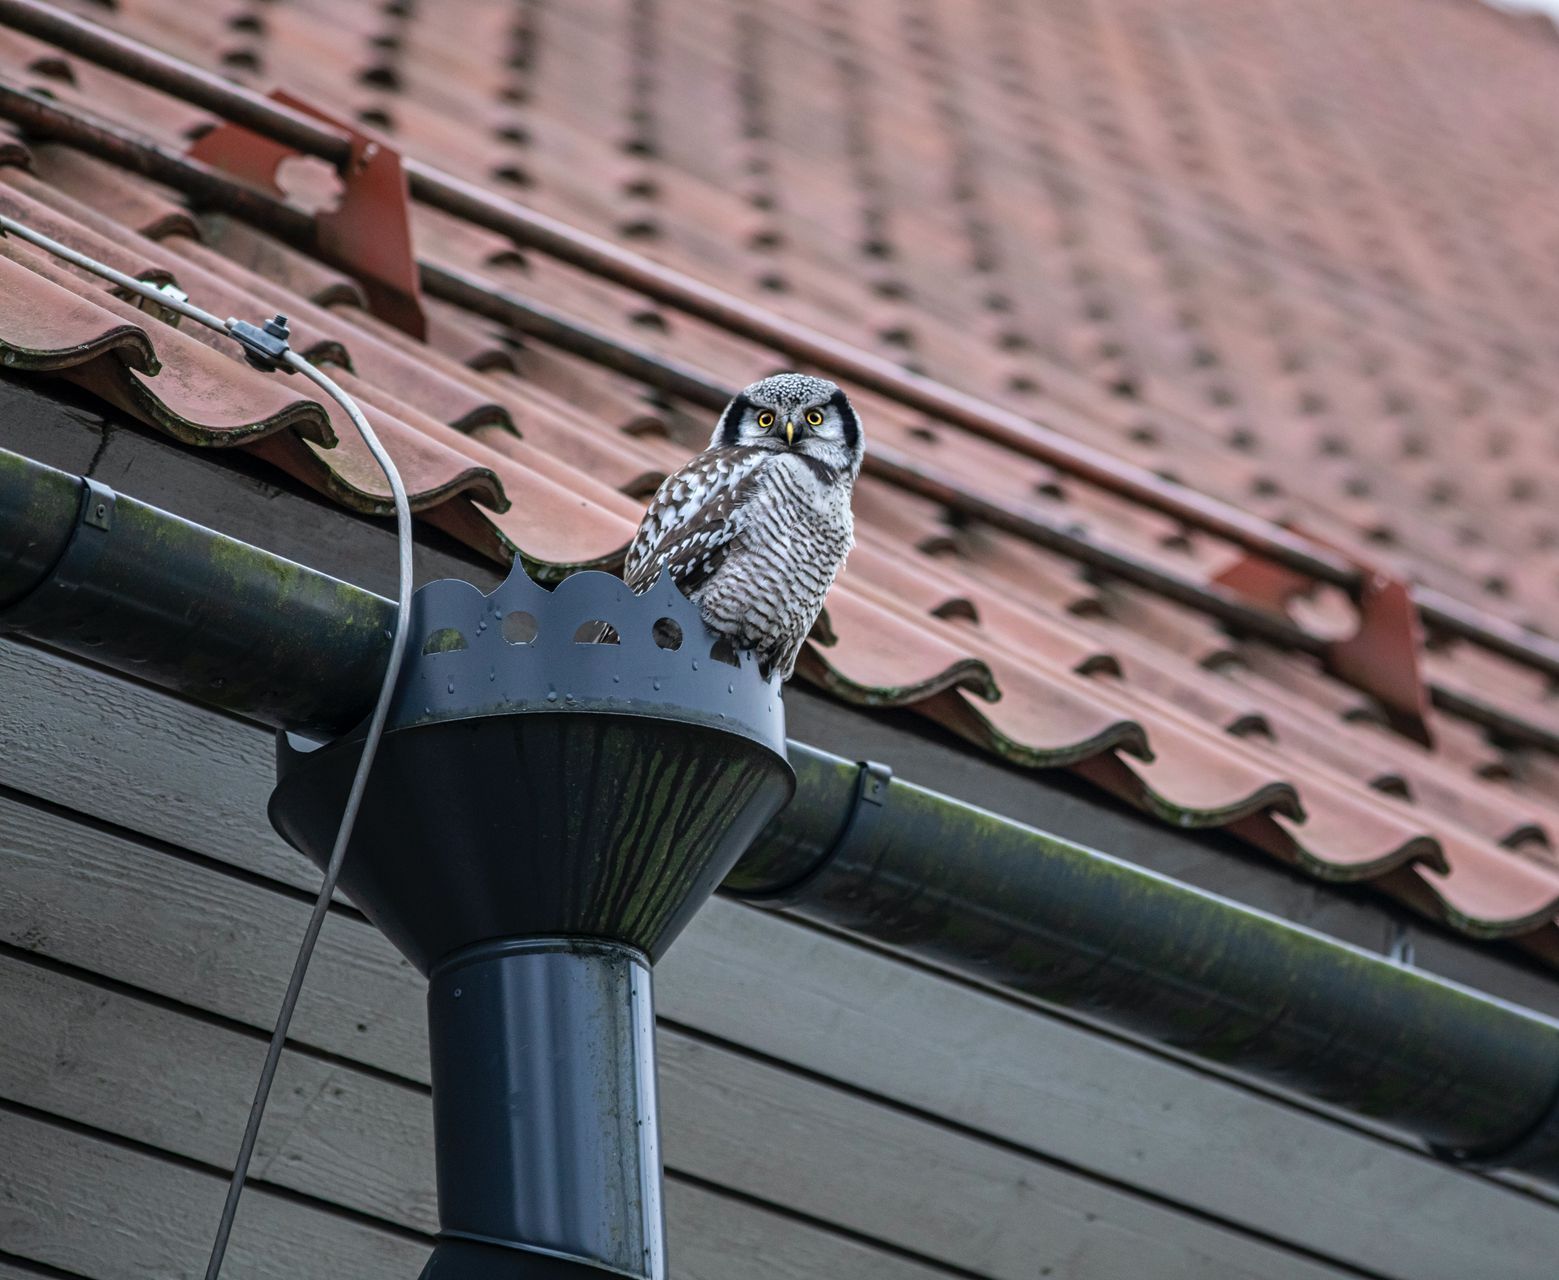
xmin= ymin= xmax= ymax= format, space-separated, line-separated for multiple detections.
xmin=0 ymin=1107 xmax=426 ymax=1280
xmin=0 ymin=1102 xmax=954 ymax=1280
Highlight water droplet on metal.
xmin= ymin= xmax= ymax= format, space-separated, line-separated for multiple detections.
xmin=612 ymin=674 xmax=621 ymax=683
xmin=727 ymin=683 xmax=735 ymax=694
xmin=447 ymin=680 xmax=455 ymax=694
xmin=546 ymin=690 xmax=558 ymax=702
xmin=652 ymin=679 xmax=661 ymax=691
xmin=691 ymin=660 xmax=699 ymax=670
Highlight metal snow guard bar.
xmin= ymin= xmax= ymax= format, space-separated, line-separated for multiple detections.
xmin=3 ymin=445 xmax=1559 ymax=1184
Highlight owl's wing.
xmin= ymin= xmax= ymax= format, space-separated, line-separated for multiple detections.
xmin=624 ymin=447 xmax=767 ymax=595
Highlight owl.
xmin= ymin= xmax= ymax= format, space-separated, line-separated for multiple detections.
xmin=623 ymin=373 xmax=865 ymax=680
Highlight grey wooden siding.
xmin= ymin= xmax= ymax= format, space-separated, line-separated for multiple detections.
xmin=0 ymin=637 xmax=1556 ymax=1279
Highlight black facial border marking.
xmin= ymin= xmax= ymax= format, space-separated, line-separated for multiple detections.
xmin=718 ymin=392 xmax=754 ymax=447
xmin=828 ymin=387 xmax=861 ymax=453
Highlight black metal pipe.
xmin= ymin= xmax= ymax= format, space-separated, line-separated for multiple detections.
xmin=0 ymin=449 xmax=388 ymax=735
xmin=0 ymin=78 xmax=317 ymax=241
xmin=0 ymin=0 xmax=357 ymax=166
xmin=729 ymin=748 xmax=1559 ymax=1180
xmin=4 ymin=447 xmax=1559 ymax=1183
xmin=423 ymin=939 xmax=664 ymax=1280
xmin=0 ymin=444 xmax=79 ymax=607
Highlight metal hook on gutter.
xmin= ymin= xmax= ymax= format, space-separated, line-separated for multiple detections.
xmin=736 ymin=759 xmax=894 ymax=909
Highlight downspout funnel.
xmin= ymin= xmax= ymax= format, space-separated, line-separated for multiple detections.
xmin=267 ymin=563 xmax=795 ymax=1278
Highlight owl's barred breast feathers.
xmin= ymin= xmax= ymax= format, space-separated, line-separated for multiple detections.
xmin=622 ymin=374 xmax=864 ymax=680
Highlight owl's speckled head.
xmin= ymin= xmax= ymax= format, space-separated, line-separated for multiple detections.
xmin=713 ymin=372 xmax=865 ymax=476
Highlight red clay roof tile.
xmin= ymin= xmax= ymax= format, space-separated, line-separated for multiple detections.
xmin=0 ymin=251 xmax=156 ymax=373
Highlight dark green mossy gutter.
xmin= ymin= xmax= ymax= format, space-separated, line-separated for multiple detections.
xmin=5 ymin=446 xmax=1559 ymax=1182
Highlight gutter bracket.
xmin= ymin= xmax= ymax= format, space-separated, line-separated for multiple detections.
xmin=748 ymin=759 xmax=894 ymax=910
xmin=1214 ymin=539 xmax=1434 ymax=746
xmin=0 ymin=474 xmax=115 ymax=631
xmin=188 ymin=91 xmax=427 ymax=339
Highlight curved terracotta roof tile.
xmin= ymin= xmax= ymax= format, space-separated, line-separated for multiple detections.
xmin=0 ymin=253 xmax=156 ymax=373
xmin=1230 ymin=810 xmax=1443 ymax=885
xmin=1220 ymin=745 xmax=1458 ymax=880
xmin=28 ymin=144 xmax=202 ymax=243
xmin=1385 ymin=849 xmax=1559 ymax=940
xmin=0 ymin=35 xmax=211 ymax=146
xmin=472 ymin=418 xmax=656 ymax=498
xmin=310 ymin=372 xmax=509 ymax=510
xmin=420 ymin=491 xmax=634 ymax=579
xmin=848 ymin=476 xmax=959 ymax=553
xmin=512 ymin=348 xmax=660 ymax=432
xmin=311 ymin=379 xmax=640 ymax=571
xmin=1223 ymin=666 xmax=1559 ymax=852
xmin=81 ymin=355 xmax=336 ymax=450
xmin=797 ymin=586 xmax=997 ymax=708
xmin=196 ymin=214 xmax=365 ymax=308
xmin=839 ymin=579 xmax=1153 ymax=766
xmin=238 ymin=387 xmax=496 ymax=517
xmin=162 ymin=238 xmax=513 ymax=435
xmin=0 ymin=124 xmax=27 ymax=170
xmin=421 ymin=298 xmax=515 ymax=372
xmin=924 ymin=661 xmax=1152 ymax=768
xmin=842 ymin=540 xmax=980 ymax=629
xmin=0 ymin=174 xmax=180 ymax=288
xmin=1073 ymin=748 xmax=1305 ymax=833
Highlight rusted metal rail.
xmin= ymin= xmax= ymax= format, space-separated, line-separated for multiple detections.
xmin=0 ymin=1 xmax=1557 ymax=711
xmin=0 ymin=0 xmax=356 ymax=164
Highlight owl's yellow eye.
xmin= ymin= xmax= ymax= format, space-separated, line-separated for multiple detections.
xmin=757 ymin=411 xmax=775 ymax=429
xmin=805 ymin=409 xmax=825 ymax=427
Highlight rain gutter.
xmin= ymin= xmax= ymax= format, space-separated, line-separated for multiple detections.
xmin=4 ymin=445 xmax=1559 ymax=1184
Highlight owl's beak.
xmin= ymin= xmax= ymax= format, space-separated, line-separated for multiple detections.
xmin=785 ymin=420 xmax=795 ymax=446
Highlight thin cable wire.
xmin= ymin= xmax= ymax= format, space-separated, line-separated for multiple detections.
xmin=201 ymin=353 xmax=413 ymax=1279
xmin=0 ymin=211 xmax=416 ymax=1279
xmin=1 ymin=211 xmax=229 ymax=329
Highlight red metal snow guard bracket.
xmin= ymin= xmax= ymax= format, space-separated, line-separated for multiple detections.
xmin=1214 ymin=542 xmax=1434 ymax=746
xmin=188 ymin=90 xmax=426 ymax=339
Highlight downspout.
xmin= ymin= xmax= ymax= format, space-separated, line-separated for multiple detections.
xmin=4 ymin=447 xmax=1559 ymax=1183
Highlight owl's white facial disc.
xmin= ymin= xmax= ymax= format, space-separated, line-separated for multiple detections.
xmin=711 ymin=372 xmax=864 ymax=476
